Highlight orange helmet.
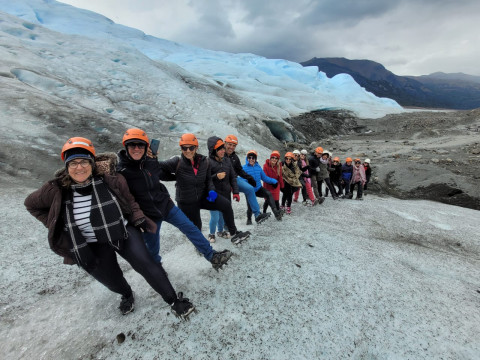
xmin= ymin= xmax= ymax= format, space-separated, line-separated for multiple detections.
xmin=284 ymin=152 xmax=295 ymax=159
xmin=315 ymin=146 xmax=323 ymax=154
xmin=247 ymin=150 xmax=258 ymax=158
xmin=270 ymin=150 xmax=281 ymax=158
xmin=224 ymin=134 xmax=238 ymax=144
xmin=333 ymin=156 xmax=340 ymax=162
xmin=354 ymin=158 xmax=361 ymax=163
xmin=123 ymin=128 xmax=149 ymax=146
xmin=179 ymin=133 xmax=198 ymax=147
xmin=61 ymin=137 xmax=95 ymax=161
xmin=214 ymin=139 xmax=225 ymax=150
xmin=346 ymin=157 xmax=352 ymax=163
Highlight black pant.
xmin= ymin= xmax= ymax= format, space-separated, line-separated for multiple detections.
xmin=247 ymin=187 xmax=278 ymax=220
xmin=84 ymin=226 xmax=176 ymax=305
xmin=263 ymin=200 xmax=280 ymax=213
xmin=350 ymin=181 xmax=364 ymax=198
xmin=281 ymin=182 xmax=295 ymax=207
xmin=322 ymin=177 xmax=338 ymax=198
xmin=178 ymin=194 xmax=238 ymax=234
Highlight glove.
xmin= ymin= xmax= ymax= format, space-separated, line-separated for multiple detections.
xmin=246 ymin=176 xmax=256 ymax=187
xmin=315 ymin=167 xmax=320 ymax=172
xmin=271 ymin=181 xmax=278 ymax=189
xmin=144 ymin=217 xmax=158 ymax=234
xmin=206 ymin=190 xmax=218 ymax=202
xmin=134 ymin=218 xmax=148 ymax=232
xmin=233 ymin=194 xmax=240 ymax=202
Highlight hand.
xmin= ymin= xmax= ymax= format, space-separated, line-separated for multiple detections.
xmin=134 ymin=218 xmax=148 ymax=232
xmin=233 ymin=194 xmax=240 ymax=202
xmin=144 ymin=217 xmax=158 ymax=234
xmin=206 ymin=190 xmax=218 ymax=202
xmin=217 ymin=172 xmax=226 ymax=180
xmin=146 ymin=147 xmax=156 ymax=159
xmin=271 ymin=181 xmax=278 ymax=188
xmin=247 ymin=176 xmax=256 ymax=187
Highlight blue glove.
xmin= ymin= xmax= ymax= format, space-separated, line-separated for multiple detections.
xmin=206 ymin=190 xmax=218 ymax=202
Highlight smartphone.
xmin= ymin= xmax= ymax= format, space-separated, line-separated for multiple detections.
xmin=150 ymin=139 xmax=160 ymax=155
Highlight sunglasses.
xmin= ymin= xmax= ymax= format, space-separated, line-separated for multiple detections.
xmin=127 ymin=142 xmax=146 ymax=149
xmin=285 ymin=157 xmax=292 ymax=161
xmin=181 ymin=145 xmax=196 ymax=152
xmin=270 ymin=156 xmax=279 ymax=160
xmin=355 ymin=161 xmax=361 ymax=164
xmin=247 ymin=156 xmax=256 ymax=160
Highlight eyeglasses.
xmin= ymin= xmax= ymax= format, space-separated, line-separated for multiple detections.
xmin=181 ymin=145 xmax=196 ymax=152
xmin=285 ymin=157 xmax=292 ymax=161
xmin=68 ymin=159 xmax=91 ymax=169
xmin=127 ymin=142 xmax=146 ymax=149
xmin=247 ymin=156 xmax=256 ymax=160
xmin=270 ymin=156 xmax=279 ymax=160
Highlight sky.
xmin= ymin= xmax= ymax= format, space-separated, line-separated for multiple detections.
xmin=58 ymin=0 xmax=480 ymax=76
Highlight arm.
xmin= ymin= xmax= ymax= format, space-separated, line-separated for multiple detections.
xmin=24 ymin=181 xmax=57 ymax=227
xmin=260 ymin=168 xmax=277 ymax=185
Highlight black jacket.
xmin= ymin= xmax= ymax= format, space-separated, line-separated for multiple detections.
xmin=117 ymin=149 xmax=175 ymax=221
xmin=308 ymin=153 xmax=320 ymax=175
xmin=329 ymin=163 xmax=342 ymax=182
xmin=226 ymin=151 xmax=254 ymax=182
xmin=159 ymin=153 xmax=215 ymax=205
xmin=207 ymin=137 xmax=239 ymax=199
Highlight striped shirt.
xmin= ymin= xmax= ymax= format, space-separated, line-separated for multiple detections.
xmin=72 ymin=191 xmax=97 ymax=243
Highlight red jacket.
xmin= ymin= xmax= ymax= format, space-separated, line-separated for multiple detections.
xmin=263 ymin=159 xmax=284 ymax=201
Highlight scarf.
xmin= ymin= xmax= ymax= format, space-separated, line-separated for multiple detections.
xmin=64 ymin=177 xmax=128 ymax=267
xmin=282 ymin=162 xmax=302 ymax=188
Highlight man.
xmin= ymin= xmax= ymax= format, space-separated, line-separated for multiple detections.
xmin=308 ymin=146 xmax=326 ymax=203
xmin=224 ymin=134 xmax=270 ymax=225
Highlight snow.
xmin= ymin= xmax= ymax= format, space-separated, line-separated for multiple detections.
xmin=2 ymin=187 xmax=480 ymax=359
xmin=0 ymin=1 xmax=479 ymax=359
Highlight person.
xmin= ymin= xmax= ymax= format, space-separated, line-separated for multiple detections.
xmin=329 ymin=156 xmax=343 ymax=196
xmin=281 ymin=152 xmax=303 ymax=214
xmin=223 ymin=134 xmax=270 ymax=226
xmin=262 ymin=150 xmax=284 ymax=214
xmin=350 ymin=158 xmax=367 ymax=200
xmin=294 ymin=149 xmax=318 ymax=206
xmin=206 ymin=136 xmax=247 ymax=243
xmin=363 ymin=158 xmax=372 ymax=195
xmin=158 ymin=133 xmax=250 ymax=245
xmin=116 ymin=129 xmax=232 ymax=268
xmin=291 ymin=150 xmax=302 ymax=203
xmin=242 ymin=150 xmax=283 ymax=222
xmin=308 ymin=147 xmax=325 ymax=201
xmin=318 ymin=151 xmax=338 ymax=199
xmin=341 ymin=157 xmax=353 ymax=198
xmin=24 ymin=137 xmax=195 ymax=318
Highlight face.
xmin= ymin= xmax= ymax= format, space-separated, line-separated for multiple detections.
xmin=216 ymin=147 xmax=225 ymax=159
xmin=322 ymin=154 xmax=329 ymax=160
xmin=315 ymin=152 xmax=321 ymax=158
xmin=181 ymin=145 xmax=197 ymax=160
xmin=270 ymin=156 xmax=278 ymax=164
xmin=127 ymin=142 xmax=146 ymax=161
xmin=225 ymin=142 xmax=237 ymax=155
xmin=285 ymin=157 xmax=292 ymax=163
xmin=294 ymin=154 xmax=299 ymax=160
xmin=300 ymin=154 xmax=306 ymax=159
xmin=247 ymin=155 xmax=256 ymax=165
xmin=355 ymin=161 xmax=361 ymax=167
xmin=68 ymin=159 xmax=92 ymax=184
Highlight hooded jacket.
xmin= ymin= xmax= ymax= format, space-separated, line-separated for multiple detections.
xmin=24 ymin=153 xmax=151 ymax=265
xmin=242 ymin=156 xmax=277 ymax=192
xmin=263 ymin=159 xmax=284 ymax=201
xmin=117 ymin=149 xmax=175 ymax=221
xmin=207 ymin=136 xmax=239 ymax=200
xmin=308 ymin=153 xmax=321 ymax=175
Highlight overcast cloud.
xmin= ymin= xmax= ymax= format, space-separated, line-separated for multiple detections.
xmin=60 ymin=0 xmax=480 ymax=76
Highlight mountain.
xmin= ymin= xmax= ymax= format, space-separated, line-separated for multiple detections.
xmin=301 ymin=57 xmax=480 ymax=109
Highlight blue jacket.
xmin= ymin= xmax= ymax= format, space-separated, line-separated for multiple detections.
xmin=341 ymin=163 xmax=353 ymax=182
xmin=242 ymin=157 xmax=277 ymax=192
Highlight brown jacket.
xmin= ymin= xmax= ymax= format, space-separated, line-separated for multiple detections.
xmin=24 ymin=153 xmax=154 ymax=265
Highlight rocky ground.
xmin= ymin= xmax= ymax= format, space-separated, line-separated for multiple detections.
xmin=285 ymin=108 xmax=480 ymax=210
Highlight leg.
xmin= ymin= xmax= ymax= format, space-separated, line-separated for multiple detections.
xmin=201 ymin=195 xmax=238 ymax=235
xmin=209 ymin=210 xmax=220 ymax=235
xmin=118 ymin=226 xmax=177 ymax=305
xmin=142 ymin=220 xmax=163 ymax=263
xmin=237 ymin=177 xmax=261 ymax=217
xmin=177 ymin=202 xmax=202 ymax=230
xmin=166 ymin=206 xmax=214 ymax=261
xmin=324 ymin=178 xmax=337 ymax=198
xmin=311 ymin=174 xmax=320 ymax=199
xmin=305 ymin=182 xmax=315 ymax=202
xmin=85 ymin=243 xmax=132 ymax=297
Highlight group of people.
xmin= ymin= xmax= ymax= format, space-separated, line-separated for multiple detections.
xmin=24 ymin=128 xmax=372 ymax=320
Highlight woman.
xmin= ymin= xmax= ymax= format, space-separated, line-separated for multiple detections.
xmin=363 ymin=158 xmax=372 ymax=194
xmin=319 ymin=151 xmax=339 ymax=200
xmin=281 ymin=152 xmax=302 ymax=214
xmin=350 ymin=158 xmax=367 ymax=200
xmin=159 ymin=133 xmax=250 ymax=245
xmin=24 ymin=137 xmax=195 ymax=318
xmin=242 ymin=150 xmax=282 ymax=222
xmin=262 ymin=150 xmax=284 ymax=214
xmin=294 ymin=149 xmax=318 ymax=206
xmin=116 ymin=128 xmax=232 ymax=268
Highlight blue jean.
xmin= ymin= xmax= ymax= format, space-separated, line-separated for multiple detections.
xmin=237 ymin=177 xmax=261 ymax=217
xmin=142 ymin=206 xmax=214 ymax=263
xmin=209 ymin=210 xmax=225 ymax=234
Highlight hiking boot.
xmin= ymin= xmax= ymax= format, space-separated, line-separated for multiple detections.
xmin=119 ymin=292 xmax=135 ymax=315
xmin=317 ymin=197 xmax=325 ymax=204
xmin=312 ymin=199 xmax=319 ymax=206
xmin=210 ymin=249 xmax=233 ymax=270
xmin=231 ymin=230 xmax=250 ymax=245
xmin=208 ymin=234 xmax=216 ymax=243
xmin=171 ymin=292 xmax=195 ymax=320
xmin=246 ymin=218 xmax=253 ymax=225
xmin=355 ymin=196 xmax=363 ymax=200
xmin=216 ymin=231 xmax=231 ymax=239
xmin=302 ymin=200 xmax=308 ymax=206
xmin=255 ymin=212 xmax=271 ymax=224
xmin=286 ymin=207 xmax=292 ymax=214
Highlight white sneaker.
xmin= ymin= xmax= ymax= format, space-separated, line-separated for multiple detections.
xmin=208 ymin=234 xmax=216 ymax=243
